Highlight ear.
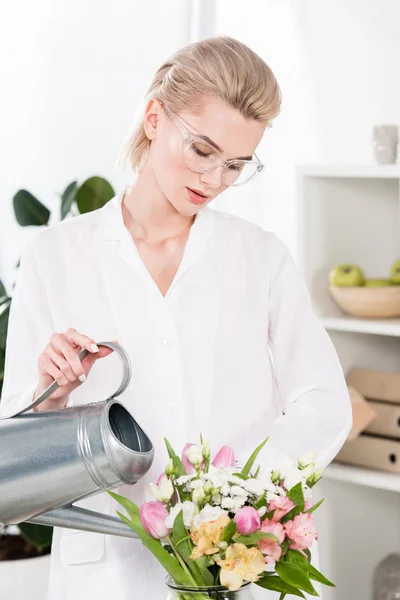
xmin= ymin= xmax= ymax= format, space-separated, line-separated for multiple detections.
xmin=143 ymin=98 xmax=162 ymax=140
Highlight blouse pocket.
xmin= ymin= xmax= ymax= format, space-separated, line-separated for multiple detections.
xmin=60 ymin=531 xmax=105 ymax=565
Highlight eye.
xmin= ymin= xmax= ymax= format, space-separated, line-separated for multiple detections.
xmin=192 ymin=145 xmax=212 ymax=158
xmin=228 ymin=162 xmax=244 ymax=172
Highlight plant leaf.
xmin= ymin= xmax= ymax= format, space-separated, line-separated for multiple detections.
xmin=18 ymin=523 xmax=53 ymax=550
xmin=172 ymin=510 xmax=213 ymax=586
xmin=241 ymin=437 xmax=269 ymax=478
xmin=76 ymin=176 xmax=114 ymax=214
xmin=305 ymin=498 xmax=324 ymax=514
xmin=288 ymin=482 xmax=305 ymax=512
xmin=13 ymin=190 xmax=50 ymax=226
xmin=256 ymin=574 xmax=306 ymax=598
xmin=309 ymin=564 xmax=335 ymax=587
xmin=220 ymin=519 xmax=237 ymax=544
xmin=234 ymin=531 xmax=279 ymax=544
xmin=61 ymin=181 xmax=78 ymax=219
xmin=116 ymin=510 xmax=192 ymax=586
xmin=275 ymin=562 xmax=318 ymax=596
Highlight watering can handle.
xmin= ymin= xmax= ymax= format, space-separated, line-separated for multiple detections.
xmin=2 ymin=341 xmax=131 ymax=419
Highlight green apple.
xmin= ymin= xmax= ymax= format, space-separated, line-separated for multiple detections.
xmin=389 ymin=259 xmax=400 ymax=285
xmin=329 ymin=264 xmax=365 ymax=286
xmin=364 ymin=278 xmax=392 ymax=287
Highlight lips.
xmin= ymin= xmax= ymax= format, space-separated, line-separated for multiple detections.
xmin=186 ymin=187 xmax=210 ymax=205
xmin=187 ymin=187 xmax=208 ymax=198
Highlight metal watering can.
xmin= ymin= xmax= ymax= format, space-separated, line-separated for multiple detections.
xmin=0 ymin=341 xmax=154 ymax=539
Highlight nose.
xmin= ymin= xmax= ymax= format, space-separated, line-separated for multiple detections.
xmin=200 ymin=165 xmax=224 ymax=190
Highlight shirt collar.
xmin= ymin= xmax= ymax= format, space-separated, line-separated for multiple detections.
xmin=99 ymin=187 xmax=216 ymax=242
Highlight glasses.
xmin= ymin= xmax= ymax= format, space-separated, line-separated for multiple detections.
xmin=162 ymin=104 xmax=266 ymax=187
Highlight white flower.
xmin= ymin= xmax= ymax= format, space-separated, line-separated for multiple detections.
xmin=176 ymin=474 xmax=197 ymax=486
xmin=191 ymin=479 xmax=206 ymax=489
xmin=186 ymin=444 xmax=203 ymax=467
xmin=301 ymin=465 xmax=315 ymax=480
xmin=202 ymin=441 xmax=211 ymax=460
xmin=258 ymin=506 xmax=267 ymax=517
xmin=192 ymin=504 xmax=227 ymax=527
xmin=230 ymin=485 xmax=248 ymax=499
xmin=149 ymin=477 xmax=174 ymax=502
xmin=221 ymin=497 xmax=235 ymax=510
xmin=298 ymin=452 xmax=316 ymax=469
xmin=220 ymin=483 xmax=231 ymax=496
xmin=211 ymin=493 xmax=222 ymax=505
xmin=165 ymin=501 xmax=196 ymax=529
xmin=241 ymin=478 xmax=265 ymax=496
xmin=282 ymin=468 xmax=304 ymax=491
xmin=192 ymin=486 xmax=206 ymax=504
xmin=231 ymin=496 xmax=246 ymax=511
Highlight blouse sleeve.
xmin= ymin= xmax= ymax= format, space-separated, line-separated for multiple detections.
xmin=0 ymin=238 xmax=54 ymax=418
xmin=264 ymin=235 xmax=352 ymax=472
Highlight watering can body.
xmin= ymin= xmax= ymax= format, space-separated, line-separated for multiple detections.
xmin=0 ymin=342 xmax=154 ymax=538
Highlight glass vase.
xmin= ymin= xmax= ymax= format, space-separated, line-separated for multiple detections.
xmin=165 ymin=575 xmax=255 ymax=600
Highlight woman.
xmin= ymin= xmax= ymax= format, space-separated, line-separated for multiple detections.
xmin=0 ymin=36 xmax=352 ymax=599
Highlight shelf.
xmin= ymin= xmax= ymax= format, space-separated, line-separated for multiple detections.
xmin=321 ymin=315 xmax=400 ymax=337
xmin=297 ymin=164 xmax=400 ymax=179
xmin=324 ymin=463 xmax=400 ymax=493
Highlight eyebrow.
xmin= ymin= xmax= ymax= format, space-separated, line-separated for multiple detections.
xmin=198 ymin=134 xmax=253 ymax=161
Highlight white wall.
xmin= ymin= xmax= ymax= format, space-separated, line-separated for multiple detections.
xmin=212 ymin=0 xmax=400 ymax=258
xmin=0 ymin=0 xmax=191 ymax=290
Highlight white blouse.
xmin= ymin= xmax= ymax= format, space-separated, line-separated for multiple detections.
xmin=0 ymin=189 xmax=352 ymax=600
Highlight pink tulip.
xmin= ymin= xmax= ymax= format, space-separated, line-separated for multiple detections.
xmin=140 ymin=501 xmax=171 ymax=539
xmin=284 ymin=512 xmax=318 ymax=551
xmin=257 ymin=518 xmax=285 ymax=564
xmin=268 ymin=496 xmax=295 ymax=522
xmin=234 ymin=506 xmax=261 ymax=535
xmin=181 ymin=443 xmax=201 ymax=474
xmin=211 ymin=445 xmax=235 ymax=468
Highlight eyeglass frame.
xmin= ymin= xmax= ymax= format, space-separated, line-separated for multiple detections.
xmin=160 ymin=103 xmax=266 ymax=187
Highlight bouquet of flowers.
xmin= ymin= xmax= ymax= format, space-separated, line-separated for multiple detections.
xmin=107 ymin=435 xmax=334 ymax=599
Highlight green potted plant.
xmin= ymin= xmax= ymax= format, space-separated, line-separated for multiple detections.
xmin=0 ymin=176 xmax=114 ymax=598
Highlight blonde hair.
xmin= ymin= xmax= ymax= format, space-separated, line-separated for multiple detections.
xmin=117 ymin=36 xmax=282 ymax=173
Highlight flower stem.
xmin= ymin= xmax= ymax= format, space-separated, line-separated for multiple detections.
xmin=166 ymin=535 xmax=197 ymax=587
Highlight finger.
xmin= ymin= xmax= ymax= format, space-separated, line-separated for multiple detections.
xmin=46 ymin=345 xmax=84 ymax=383
xmin=38 ymin=354 xmax=69 ymax=387
xmin=50 ymin=336 xmax=87 ymax=381
xmin=64 ymin=328 xmax=99 ymax=354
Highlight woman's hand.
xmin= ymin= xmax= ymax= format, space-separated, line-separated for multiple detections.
xmin=33 ymin=327 xmax=115 ymax=410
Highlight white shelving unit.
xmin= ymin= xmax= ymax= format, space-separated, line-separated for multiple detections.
xmin=296 ymin=164 xmax=400 ymax=600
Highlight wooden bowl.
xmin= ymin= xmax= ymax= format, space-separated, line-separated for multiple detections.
xmin=328 ymin=284 xmax=400 ymax=318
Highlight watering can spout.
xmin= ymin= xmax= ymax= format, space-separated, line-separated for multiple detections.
xmin=28 ymin=506 xmax=139 ymax=539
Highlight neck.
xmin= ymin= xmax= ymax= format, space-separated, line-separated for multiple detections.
xmin=122 ymin=159 xmax=195 ymax=244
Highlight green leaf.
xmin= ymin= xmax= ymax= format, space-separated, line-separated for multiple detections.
xmin=305 ymin=498 xmax=324 ymax=514
xmin=61 ymin=181 xmax=78 ymax=219
xmin=76 ymin=176 xmax=115 ymax=214
xmin=18 ymin=523 xmax=53 ymax=550
xmin=241 ymin=437 xmax=269 ymax=478
xmin=275 ymin=562 xmax=318 ymax=596
xmin=285 ymin=549 xmax=309 ymax=570
xmin=107 ymin=490 xmax=140 ymax=520
xmin=234 ymin=531 xmax=279 ymax=544
xmin=256 ymin=574 xmax=306 ymax=598
xmin=13 ymin=190 xmax=50 ymax=226
xmin=172 ymin=510 xmax=213 ymax=586
xmin=0 ymin=301 xmax=11 ymax=349
xmin=117 ymin=510 xmax=193 ymax=586
xmin=165 ymin=437 xmax=177 ymax=458
xmin=0 ymin=280 xmax=7 ymax=302
xmin=220 ymin=519 xmax=237 ymax=544
xmin=231 ymin=472 xmax=247 ymax=480
xmin=309 ymin=564 xmax=335 ymax=587
xmin=288 ymin=482 xmax=305 ymax=511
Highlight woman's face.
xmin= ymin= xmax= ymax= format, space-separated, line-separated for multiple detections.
xmin=143 ymin=96 xmax=266 ymax=217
